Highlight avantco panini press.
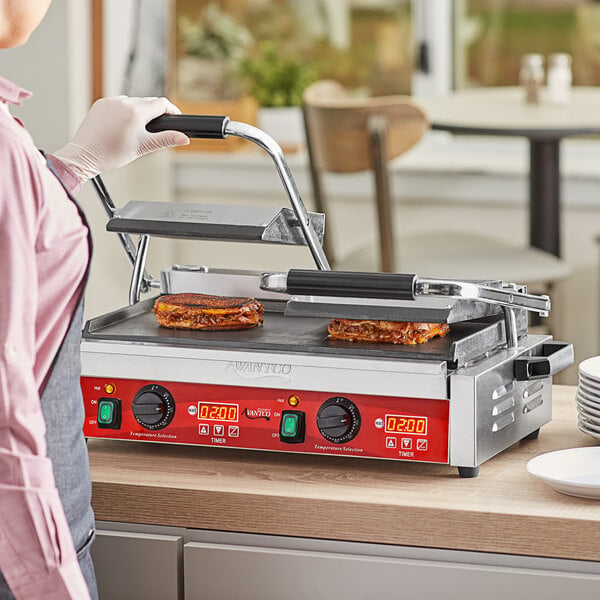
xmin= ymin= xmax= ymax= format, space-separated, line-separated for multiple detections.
xmin=80 ymin=115 xmax=573 ymax=477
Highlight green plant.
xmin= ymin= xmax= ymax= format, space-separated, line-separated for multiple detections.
xmin=239 ymin=41 xmax=317 ymax=107
xmin=178 ymin=3 xmax=252 ymax=61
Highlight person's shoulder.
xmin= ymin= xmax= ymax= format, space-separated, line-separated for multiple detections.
xmin=0 ymin=111 xmax=47 ymax=205
xmin=0 ymin=110 xmax=38 ymax=159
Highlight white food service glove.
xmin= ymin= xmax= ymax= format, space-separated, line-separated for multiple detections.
xmin=54 ymin=96 xmax=190 ymax=183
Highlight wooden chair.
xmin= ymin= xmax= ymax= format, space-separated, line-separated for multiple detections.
xmin=302 ymin=80 xmax=571 ymax=292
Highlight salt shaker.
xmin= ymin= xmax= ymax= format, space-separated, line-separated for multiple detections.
xmin=547 ymin=53 xmax=572 ymax=105
xmin=520 ymin=54 xmax=544 ymax=104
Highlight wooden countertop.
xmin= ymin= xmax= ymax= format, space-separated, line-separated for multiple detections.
xmin=89 ymin=385 xmax=600 ymax=562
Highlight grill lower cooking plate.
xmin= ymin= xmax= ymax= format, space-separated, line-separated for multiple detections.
xmin=83 ymin=297 xmax=516 ymax=368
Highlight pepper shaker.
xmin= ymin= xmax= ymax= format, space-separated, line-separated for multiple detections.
xmin=520 ymin=54 xmax=544 ymax=104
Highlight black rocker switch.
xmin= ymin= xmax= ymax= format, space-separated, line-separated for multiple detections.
xmin=279 ymin=410 xmax=305 ymax=444
xmin=97 ymin=398 xmax=122 ymax=429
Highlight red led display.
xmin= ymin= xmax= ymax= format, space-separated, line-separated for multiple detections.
xmin=198 ymin=402 xmax=238 ymax=422
xmin=385 ymin=414 xmax=428 ymax=435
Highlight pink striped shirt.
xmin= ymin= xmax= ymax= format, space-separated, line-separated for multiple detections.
xmin=0 ymin=77 xmax=90 ymax=598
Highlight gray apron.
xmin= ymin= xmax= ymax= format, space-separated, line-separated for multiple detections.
xmin=0 ymin=302 xmax=98 ymax=600
xmin=0 ymin=157 xmax=98 ymax=599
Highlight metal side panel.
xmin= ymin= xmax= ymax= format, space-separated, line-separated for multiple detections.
xmin=473 ymin=342 xmax=553 ymax=467
xmin=80 ymin=339 xmax=448 ymax=400
xmin=450 ymin=335 xmax=553 ymax=469
xmin=449 ymin=374 xmax=477 ymax=468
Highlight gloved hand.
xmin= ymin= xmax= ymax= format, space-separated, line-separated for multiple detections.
xmin=54 ymin=96 xmax=190 ymax=183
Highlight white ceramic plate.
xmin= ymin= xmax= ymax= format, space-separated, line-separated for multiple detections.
xmin=576 ymin=397 xmax=600 ymax=419
xmin=577 ymin=391 xmax=600 ymax=409
xmin=578 ymin=378 xmax=600 ymax=397
xmin=577 ymin=404 xmax=600 ymax=423
xmin=578 ymin=421 xmax=600 ymax=441
xmin=579 ymin=356 xmax=600 ymax=382
xmin=579 ymin=373 xmax=600 ymax=393
xmin=577 ymin=386 xmax=600 ymax=406
xmin=579 ymin=417 xmax=600 ymax=433
xmin=527 ymin=447 xmax=600 ymax=499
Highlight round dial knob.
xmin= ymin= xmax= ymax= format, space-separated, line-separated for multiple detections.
xmin=316 ymin=397 xmax=361 ymax=444
xmin=132 ymin=384 xmax=175 ymax=430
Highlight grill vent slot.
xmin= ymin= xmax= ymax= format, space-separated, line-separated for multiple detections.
xmin=492 ymin=396 xmax=516 ymax=417
xmin=492 ymin=412 xmax=515 ymax=432
xmin=523 ymin=394 xmax=543 ymax=413
xmin=491 ymin=382 xmax=516 ymax=417
xmin=492 ymin=382 xmax=514 ymax=401
xmin=523 ymin=381 xmax=543 ymax=398
xmin=522 ymin=381 xmax=544 ymax=414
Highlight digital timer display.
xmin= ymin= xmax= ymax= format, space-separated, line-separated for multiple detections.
xmin=198 ymin=402 xmax=239 ymax=422
xmin=384 ymin=414 xmax=428 ymax=435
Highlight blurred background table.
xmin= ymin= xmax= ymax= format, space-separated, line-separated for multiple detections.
xmin=419 ymin=87 xmax=600 ymax=257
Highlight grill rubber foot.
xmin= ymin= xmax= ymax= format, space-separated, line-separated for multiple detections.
xmin=522 ymin=428 xmax=540 ymax=441
xmin=457 ymin=465 xmax=480 ymax=478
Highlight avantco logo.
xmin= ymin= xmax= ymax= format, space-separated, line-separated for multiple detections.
xmin=225 ymin=360 xmax=292 ymax=381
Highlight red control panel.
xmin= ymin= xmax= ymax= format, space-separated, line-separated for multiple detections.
xmin=81 ymin=377 xmax=449 ymax=463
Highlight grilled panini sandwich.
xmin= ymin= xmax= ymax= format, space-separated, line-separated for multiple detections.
xmin=328 ymin=319 xmax=450 ymax=345
xmin=154 ymin=293 xmax=264 ymax=331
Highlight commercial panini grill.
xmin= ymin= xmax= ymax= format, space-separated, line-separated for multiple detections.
xmin=81 ymin=116 xmax=573 ymax=477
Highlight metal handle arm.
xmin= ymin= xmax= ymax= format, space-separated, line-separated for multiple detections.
xmin=261 ymin=270 xmax=551 ymax=316
xmin=145 ymin=114 xmax=331 ymax=271
xmin=224 ymin=121 xmax=330 ymax=271
xmin=91 ymin=176 xmax=158 ymax=295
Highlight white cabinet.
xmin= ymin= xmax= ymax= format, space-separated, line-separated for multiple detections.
xmin=94 ymin=523 xmax=600 ymax=600
xmin=92 ymin=525 xmax=183 ymax=600
xmin=183 ymin=536 xmax=600 ymax=600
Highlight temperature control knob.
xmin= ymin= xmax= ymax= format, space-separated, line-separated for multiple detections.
xmin=316 ymin=396 xmax=361 ymax=444
xmin=132 ymin=384 xmax=175 ymax=430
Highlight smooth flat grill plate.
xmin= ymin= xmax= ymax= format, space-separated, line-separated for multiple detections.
xmin=83 ymin=299 xmax=508 ymax=366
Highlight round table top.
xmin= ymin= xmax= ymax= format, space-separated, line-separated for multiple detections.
xmin=417 ymin=86 xmax=600 ymax=139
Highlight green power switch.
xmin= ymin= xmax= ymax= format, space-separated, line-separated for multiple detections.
xmin=279 ymin=410 xmax=305 ymax=444
xmin=98 ymin=402 xmax=113 ymax=424
xmin=282 ymin=413 xmax=298 ymax=436
xmin=97 ymin=398 xmax=121 ymax=429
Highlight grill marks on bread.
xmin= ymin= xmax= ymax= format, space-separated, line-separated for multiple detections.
xmin=328 ymin=319 xmax=450 ymax=345
xmin=154 ymin=293 xmax=264 ymax=331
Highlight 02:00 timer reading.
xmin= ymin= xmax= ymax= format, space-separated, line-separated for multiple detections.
xmin=198 ymin=402 xmax=239 ymax=422
xmin=385 ymin=414 xmax=428 ymax=435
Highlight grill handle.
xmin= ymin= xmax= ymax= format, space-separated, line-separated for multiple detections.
xmin=146 ymin=115 xmax=230 ymax=138
xmin=262 ymin=270 xmax=550 ymax=314
xmin=284 ymin=270 xmax=417 ymax=300
xmin=146 ymin=114 xmax=330 ymax=271
xmin=514 ymin=342 xmax=574 ymax=381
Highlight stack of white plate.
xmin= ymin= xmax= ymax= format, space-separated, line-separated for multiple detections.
xmin=576 ymin=356 xmax=600 ymax=441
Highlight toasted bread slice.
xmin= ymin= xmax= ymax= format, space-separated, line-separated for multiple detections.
xmin=154 ymin=293 xmax=264 ymax=330
xmin=328 ymin=319 xmax=450 ymax=345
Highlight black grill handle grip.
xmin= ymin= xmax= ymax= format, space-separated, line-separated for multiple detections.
xmin=285 ymin=269 xmax=417 ymax=300
xmin=146 ymin=115 xmax=229 ymax=139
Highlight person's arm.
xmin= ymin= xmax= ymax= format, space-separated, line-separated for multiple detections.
xmin=0 ymin=127 xmax=89 ymax=599
xmin=53 ymin=95 xmax=189 ymax=187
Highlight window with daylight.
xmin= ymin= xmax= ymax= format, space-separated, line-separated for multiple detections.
xmin=173 ymin=0 xmax=414 ymax=105
xmin=455 ymin=0 xmax=600 ymax=89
